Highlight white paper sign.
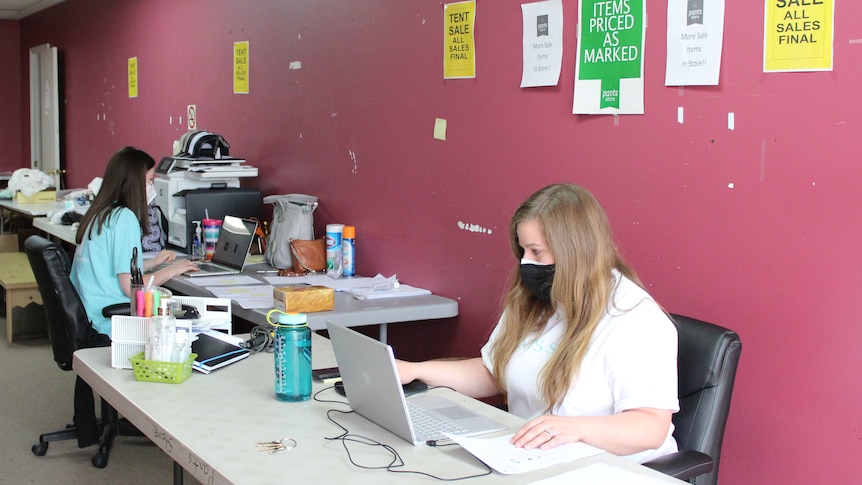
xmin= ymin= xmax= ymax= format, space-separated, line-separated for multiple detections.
xmin=520 ymin=0 xmax=564 ymax=88
xmin=572 ymin=0 xmax=646 ymax=115
xmin=665 ymin=0 xmax=725 ymax=86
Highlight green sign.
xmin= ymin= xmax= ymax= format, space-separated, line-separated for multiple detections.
xmin=577 ymin=0 xmax=644 ymax=109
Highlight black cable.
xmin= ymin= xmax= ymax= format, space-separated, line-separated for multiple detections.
xmin=240 ymin=325 xmax=273 ymax=352
xmin=313 ymin=386 xmax=492 ymax=481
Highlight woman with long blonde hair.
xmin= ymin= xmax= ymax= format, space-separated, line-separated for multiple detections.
xmin=397 ymin=184 xmax=679 ymax=462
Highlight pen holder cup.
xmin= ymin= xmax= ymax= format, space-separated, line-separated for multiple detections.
xmin=130 ymin=352 xmax=197 ymax=384
xmin=130 ymin=285 xmax=173 ymax=317
xmin=202 ymin=218 xmax=222 ymax=261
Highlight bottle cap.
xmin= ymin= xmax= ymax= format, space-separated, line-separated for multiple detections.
xmin=326 ymin=224 xmax=344 ymax=234
xmin=277 ymin=312 xmax=307 ymax=325
xmin=343 ymin=225 xmax=355 ymax=239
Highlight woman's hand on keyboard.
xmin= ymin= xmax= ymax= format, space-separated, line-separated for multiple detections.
xmin=148 ymin=249 xmax=176 ymax=269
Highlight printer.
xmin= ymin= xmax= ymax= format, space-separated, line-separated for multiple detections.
xmin=154 ymin=155 xmax=260 ymax=253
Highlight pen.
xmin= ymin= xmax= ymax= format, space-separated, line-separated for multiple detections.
xmin=257 ymin=270 xmax=279 ymax=274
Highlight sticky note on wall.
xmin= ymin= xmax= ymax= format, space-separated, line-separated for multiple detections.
xmin=434 ymin=118 xmax=447 ymax=141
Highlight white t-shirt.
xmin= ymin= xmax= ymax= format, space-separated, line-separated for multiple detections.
xmin=480 ymin=271 xmax=679 ymax=463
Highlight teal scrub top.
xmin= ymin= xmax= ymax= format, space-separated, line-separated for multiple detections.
xmin=71 ymin=207 xmax=142 ymax=339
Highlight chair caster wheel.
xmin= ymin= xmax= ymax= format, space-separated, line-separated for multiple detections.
xmin=32 ymin=442 xmax=48 ymax=456
xmin=91 ymin=453 xmax=108 ymax=468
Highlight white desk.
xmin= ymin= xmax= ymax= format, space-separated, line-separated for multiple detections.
xmin=33 ymin=217 xmax=78 ymax=245
xmin=15 ymin=226 xmax=458 ymax=341
xmin=0 ymin=199 xmax=58 ymax=216
xmin=0 ymin=199 xmax=60 ymax=234
xmin=164 ymin=264 xmax=459 ymax=342
xmin=73 ymin=336 xmax=687 ymax=485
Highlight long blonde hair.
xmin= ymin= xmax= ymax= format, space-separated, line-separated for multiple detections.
xmin=491 ymin=184 xmax=642 ymax=412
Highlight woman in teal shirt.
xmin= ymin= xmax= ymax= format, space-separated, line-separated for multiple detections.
xmin=69 ymin=146 xmax=198 ymax=447
xmin=71 ymin=146 xmax=198 ymax=339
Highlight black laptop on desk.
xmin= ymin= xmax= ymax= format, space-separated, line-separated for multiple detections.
xmin=187 ymin=216 xmax=258 ymax=277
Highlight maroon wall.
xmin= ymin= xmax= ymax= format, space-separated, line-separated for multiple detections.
xmin=15 ymin=1 xmax=862 ymax=483
xmin=0 ymin=20 xmax=21 ymax=170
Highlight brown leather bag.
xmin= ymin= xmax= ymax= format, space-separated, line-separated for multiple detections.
xmin=278 ymin=238 xmax=326 ymax=276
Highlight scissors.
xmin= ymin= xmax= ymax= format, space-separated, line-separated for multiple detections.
xmin=130 ymin=247 xmax=143 ymax=285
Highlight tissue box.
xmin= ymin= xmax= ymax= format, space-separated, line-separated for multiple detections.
xmin=273 ymin=285 xmax=334 ymax=313
xmin=17 ymin=190 xmax=57 ymax=203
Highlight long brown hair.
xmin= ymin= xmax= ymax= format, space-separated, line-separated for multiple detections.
xmin=491 ymin=184 xmax=643 ymax=412
xmin=76 ymin=147 xmax=155 ymax=244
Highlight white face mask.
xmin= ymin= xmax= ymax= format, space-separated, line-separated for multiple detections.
xmin=146 ymin=183 xmax=156 ymax=204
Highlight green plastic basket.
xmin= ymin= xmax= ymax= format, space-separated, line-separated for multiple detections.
xmin=129 ymin=352 xmax=197 ymax=384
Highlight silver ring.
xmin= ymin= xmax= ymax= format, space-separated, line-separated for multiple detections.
xmin=543 ymin=428 xmax=554 ymax=439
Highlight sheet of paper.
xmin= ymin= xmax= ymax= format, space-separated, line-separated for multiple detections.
xmin=520 ymin=0 xmax=563 ymax=88
xmin=348 ymin=284 xmax=431 ymax=300
xmin=443 ymin=1 xmax=476 ymax=79
xmin=204 ymin=285 xmax=274 ymax=309
xmin=573 ymin=0 xmax=645 ymax=114
xmin=527 ymin=462 xmax=671 ymax=485
xmin=183 ymin=275 xmax=262 ymax=287
xmin=263 ymin=275 xmax=378 ymax=291
xmin=665 ymin=0 xmax=725 ymax=86
xmin=144 ymin=251 xmax=188 ymax=267
xmin=446 ymin=433 xmax=603 ymax=475
xmin=763 ymin=0 xmax=834 ymax=72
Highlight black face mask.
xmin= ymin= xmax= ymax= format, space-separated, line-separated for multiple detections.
xmin=520 ymin=262 xmax=555 ymax=302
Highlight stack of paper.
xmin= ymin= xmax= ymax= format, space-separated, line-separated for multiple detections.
xmin=347 ymin=284 xmax=431 ymax=300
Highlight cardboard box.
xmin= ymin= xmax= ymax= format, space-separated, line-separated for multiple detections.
xmin=273 ymin=285 xmax=334 ymax=313
xmin=16 ymin=190 xmax=57 ymax=204
xmin=0 ymin=234 xmax=18 ymax=253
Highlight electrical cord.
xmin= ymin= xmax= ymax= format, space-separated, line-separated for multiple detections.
xmin=240 ymin=324 xmax=273 ymax=352
xmin=312 ymin=385 xmax=492 ymax=481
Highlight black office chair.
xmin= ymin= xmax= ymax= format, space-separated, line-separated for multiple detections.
xmin=643 ymin=314 xmax=742 ymax=485
xmin=25 ymin=235 xmax=136 ymax=469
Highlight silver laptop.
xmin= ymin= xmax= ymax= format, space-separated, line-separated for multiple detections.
xmin=326 ymin=321 xmax=507 ymax=446
xmin=187 ymin=216 xmax=257 ymax=277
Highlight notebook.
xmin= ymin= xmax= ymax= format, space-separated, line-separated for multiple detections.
xmin=187 ymin=216 xmax=258 ymax=277
xmin=191 ymin=331 xmax=250 ymax=374
xmin=326 ymin=322 xmax=507 ymax=446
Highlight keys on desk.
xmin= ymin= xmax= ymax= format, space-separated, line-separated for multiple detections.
xmin=256 ymin=437 xmax=297 ymax=454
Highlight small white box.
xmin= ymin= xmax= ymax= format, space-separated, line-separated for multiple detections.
xmin=110 ymin=296 xmax=232 ymax=369
xmin=111 ymin=316 xmax=151 ymax=369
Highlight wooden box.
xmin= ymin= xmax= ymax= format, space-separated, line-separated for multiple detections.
xmin=273 ymin=285 xmax=334 ymax=313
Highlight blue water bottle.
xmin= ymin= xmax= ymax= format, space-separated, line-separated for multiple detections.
xmin=270 ymin=311 xmax=311 ymax=402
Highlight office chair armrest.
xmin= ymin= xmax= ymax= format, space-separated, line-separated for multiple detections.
xmin=642 ymin=450 xmax=714 ymax=481
xmin=102 ymin=303 xmax=132 ymax=318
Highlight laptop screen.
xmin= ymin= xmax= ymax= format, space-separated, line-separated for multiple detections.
xmin=210 ymin=216 xmax=257 ymax=268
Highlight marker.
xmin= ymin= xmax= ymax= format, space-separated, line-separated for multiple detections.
xmin=144 ymin=290 xmax=153 ymax=317
xmin=257 ymin=270 xmax=279 ymax=274
xmin=136 ymin=290 xmax=145 ymax=317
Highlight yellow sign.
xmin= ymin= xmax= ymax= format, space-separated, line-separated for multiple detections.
xmin=234 ymin=41 xmax=250 ymax=94
xmin=764 ymin=0 xmax=833 ymax=72
xmin=128 ymin=57 xmax=138 ymax=98
xmin=444 ymin=1 xmax=476 ymax=79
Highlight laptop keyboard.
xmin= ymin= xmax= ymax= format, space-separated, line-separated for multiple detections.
xmin=407 ymin=401 xmax=467 ymax=438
